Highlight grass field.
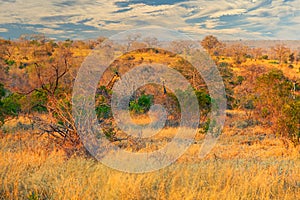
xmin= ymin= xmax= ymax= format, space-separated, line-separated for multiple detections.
xmin=1 ymin=124 xmax=299 ymax=200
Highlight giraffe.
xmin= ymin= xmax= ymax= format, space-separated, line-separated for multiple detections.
xmin=162 ymin=81 xmax=167 ymax=95
xmin=96 ymin=71 xmax=121 ymax=100
xmin=107 ymin=71 xmax=121 ymax=90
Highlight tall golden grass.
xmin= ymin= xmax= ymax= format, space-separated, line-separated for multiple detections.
xmin=0 ymin=130 xmax=299 ymax=200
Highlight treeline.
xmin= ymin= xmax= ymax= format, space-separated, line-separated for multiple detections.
xmin=0 ymin=34 xmax=299 ymax=151
xmin=202 ymin=35 xmax=300 ymax=66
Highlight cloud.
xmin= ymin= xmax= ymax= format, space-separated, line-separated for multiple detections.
xmin=210 ymin=9 xmax=247 ymax=19
xmin=0 ymin=28 xmax=8 ymax=33
xmin=0 ymin=0 xmax=299 ymax=40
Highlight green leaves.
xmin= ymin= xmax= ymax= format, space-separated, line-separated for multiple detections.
xmin=96 ymin=104 xmax=111 ymax=119
xmin=129 ymin=94 xmax=153 ymax=114
xmin=0 ymin=85 xmax=22 ymax=125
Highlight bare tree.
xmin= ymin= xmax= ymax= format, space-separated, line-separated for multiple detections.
xmin=271 ymin=44 xmax=290 ymax=64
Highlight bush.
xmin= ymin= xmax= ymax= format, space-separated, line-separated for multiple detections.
xmin=96 ymin=104 xmax=111 ymax=119
xmin=129 ymin=94 xmax=153 ymax=114
xmin=269 ymin=61 xmax=279 ymax=64
xmin=235 ymin=76 xmax=245 ymax=85
xmin=279 ymin=101 xmax=300 ymax=144
xmin=30 ymin=90 xmax=48 ymax=112
xmin=254 ymin=69 xmax=299 ymax=143
xmin=0 ymin=83 xmax=5 ymax=98
xmin=195 ymin=90 xmax=211 ymax=112
xmin=288 ymin=64 xmax=294 ymax=69
xmin=1 ymin=93 xmax=22 ymax=116
xmin=0 ymin=85 xmax=22 ymax=125
xmin=4 ymin=59 xmax=15 ymax=66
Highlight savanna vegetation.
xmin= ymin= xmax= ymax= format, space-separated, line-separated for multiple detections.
xmin=0 ymin=34 xmax=299 ymax=199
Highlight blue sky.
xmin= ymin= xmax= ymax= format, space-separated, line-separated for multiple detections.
xmin=0 ymin=0 xmax=299 ymax=40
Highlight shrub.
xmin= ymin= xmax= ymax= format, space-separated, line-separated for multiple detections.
xmin=30 ymin=90 xmax=48 ymax=112
xmin=1 ymin=93 xmax=22 ymax=116
xmin=269 ymin=61 xmax=279 ymax=64
xmin=254 ymin=69 xmax=299 ymax=143
xmin=0 ymin=83 xmax=5 ymax=98
xmin=288 ymin=64 xmax=294 ymax=69
xmin=129 ymin=94 xmax=153 ymax=114
xmin=4 ymin=59 xmax=15 ymax=66
xmin=279 ymin=101 xmax=300 ymax=144
xmin=195 ymin=89 xmax=211 ymax=112
xmin=0 ymin=85 xmax=22 ymax=125
xmin=96 ymin=104 xmax=111 ymax=119
xmin=235 ymin=76 xmax=245 ymax=85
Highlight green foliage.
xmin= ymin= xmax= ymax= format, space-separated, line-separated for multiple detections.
xmin=218 ymin=62 xmax=229 ymax=68
xmin=1 ymin=93 xmax=22 ymax=116
xmin=129 ymin=94 xmax=153 ymax=114
xmin=103 ymin=127 xmax=116 ymax=140
xmin=138 ymin=94 xmax=153 ymax=110
xmin=96 ymin=104 xmax=111 ymax=119
xmin=0 ymin=85 xmax=22 ymax=125
xmin=30 ymin=90 xmax=48 ymax=112
xmin=0 ymin=83 xmax=5 ymax=98
xmin=235 ymin=76 xmax=245 ymax=85
xmin=5 ymin=59 xmax=15 ymax=66
xmin=195 ymin=89 xmax=211 ymax=111
xmin=27 ymin=191 xmax=40 ymax=200
xmin=269 ymin=61 xmax=279 ymax=64
xmin=97 ymin=86 xmax=112 ymax=96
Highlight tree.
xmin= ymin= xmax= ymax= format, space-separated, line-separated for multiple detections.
xmin=251 ymin=48 xmax=263 ymax=61
xmin=201 ymin=35 xmax=222 ymax=55
xmin=0 ymin=83 xmax=22 ymax=125
xmin=227 ymin=44 xmax=249 ymax=64
xmin=271 ymin=44 xmax=290 ymax=64
xmin=254 ymin=69 xmax=299 ymax=143
xmin=289 ymin=53 xmax=295 ymax=64
xmin=296 ymin=51 xmax=300 ymax=64
xmin=234 ymin=65 xmax=266 ymax=119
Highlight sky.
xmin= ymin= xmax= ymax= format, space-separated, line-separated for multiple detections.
xmin=0 ymin=0 xmax=299 ymax=40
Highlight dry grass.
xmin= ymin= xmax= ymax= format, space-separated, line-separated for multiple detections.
xmin=0 ymin=129 xmax=299 ymax=200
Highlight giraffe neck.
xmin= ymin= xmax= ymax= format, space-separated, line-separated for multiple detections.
xmin=107 ymin=74 xmax=120 ymax=90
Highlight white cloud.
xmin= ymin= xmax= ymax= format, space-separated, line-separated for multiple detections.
xmin=209 ymin=9 xmax=247 ymax=19
xmin=204 ymin=19 xmax=219 ymax=29
xmin=0 ymin=0 xmax=299 ymax=40
xmin=35 ymin=28 xmax=65 ymax=35
xmin=0 ymin=28 xmax=8 ymax=32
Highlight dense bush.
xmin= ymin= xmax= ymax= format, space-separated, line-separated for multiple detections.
xmin=254 ymin=69 xmax=299 ymax=143
xmin=96 ymin=104 xmax=111 ymax=119
xmin=30 ymin=90 xmax=48 ymax=112
xmin=129 ymin=94 xmax=153 ymax=114
xmin=0 ymin=83 xmax=22 ymax=125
